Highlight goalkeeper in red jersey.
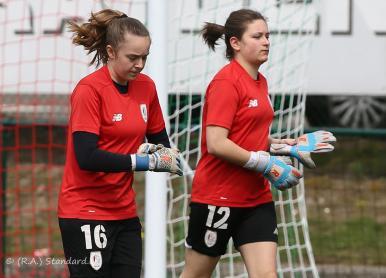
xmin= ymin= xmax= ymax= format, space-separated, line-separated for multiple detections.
xmin=57 ymin=9 xmax=181 ymax=278
xmin=181 ymin=9 xmax=335 ymax=278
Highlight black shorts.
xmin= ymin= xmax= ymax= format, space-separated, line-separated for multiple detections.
xmin=185 ymin=202 xmax=278 ymax=257
xmin=59 ymin=217 xmax=142 ymax=278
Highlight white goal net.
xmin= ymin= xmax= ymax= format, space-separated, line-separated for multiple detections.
xmin=166 ymin=1 xmax=320 ymax=277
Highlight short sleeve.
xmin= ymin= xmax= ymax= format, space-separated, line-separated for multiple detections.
xmin=146 ymin=84 xmax=166 ymax=134
xmin=205 ymin=79 xmax=239 ymax=129
xmin=70 ymin=84 xmax=101 ymax=135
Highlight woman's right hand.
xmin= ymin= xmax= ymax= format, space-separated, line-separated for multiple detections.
xmin=244 ymin=151 xmax=302 ymax=191
xmin=131 ymin=146 xmax=183 ymax=176
xmin=148 ymin=147 xmax=183 ymax=176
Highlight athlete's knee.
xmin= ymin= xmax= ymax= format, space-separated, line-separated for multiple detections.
xmin=180 ymin=269 xmax=212 ymax=278
xmin=180 ymin=259 xmax=214 ymax=278
xmin=263 ymin=270 xmax=277 ymax=278
xmin=249 ymin=269 xmax=277 ymax=278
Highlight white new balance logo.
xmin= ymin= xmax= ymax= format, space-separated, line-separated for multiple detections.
xmin=112 ymin=113 xmax=123 ymax=122
xmin=248 ymin=99 xmax=258 ymax=107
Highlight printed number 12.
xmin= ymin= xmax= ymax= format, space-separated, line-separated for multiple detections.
xmin=206 ymin=205 xmax=230 ymax=229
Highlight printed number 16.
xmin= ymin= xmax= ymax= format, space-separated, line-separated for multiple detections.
xmin=81 ymin=224 xmax=107 ymax=250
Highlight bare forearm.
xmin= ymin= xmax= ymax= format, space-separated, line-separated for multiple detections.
xmin=207 ymin=138 xmax=250 ymax=166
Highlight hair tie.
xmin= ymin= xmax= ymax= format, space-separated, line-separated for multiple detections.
xmin=119 ymin=13 xmax=128 ymax=19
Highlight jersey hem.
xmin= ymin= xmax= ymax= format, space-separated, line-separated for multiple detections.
xmin=57 ymin=212 xmax=137 ymax=221
xmin=190 ymin=196 xmax=273 ymax=208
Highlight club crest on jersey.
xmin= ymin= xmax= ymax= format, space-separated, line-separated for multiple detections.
xmin=140 ymin=104 xmax=148 ymax=123
xmin=248 ymin=99 xmax=258 ymax=107
xmin=204 ymin=229 xmax=217 ymax=248
xmin=90 ymin=251 xmax=102 ymax=271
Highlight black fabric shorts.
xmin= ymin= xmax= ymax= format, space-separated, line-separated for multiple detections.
xmin=185 ymin=202 xmax=278 ymax=257
xmin=59 ymin=217 xmax=142 ymax=278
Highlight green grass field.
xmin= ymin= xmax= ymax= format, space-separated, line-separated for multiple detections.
xmin=305 ymin=136 xmax=386 ymax=266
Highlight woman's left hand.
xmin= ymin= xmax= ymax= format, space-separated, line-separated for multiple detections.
xmin=279 ymin=138 xmax=296 ymax=145
xmin=270 ymin=137 xmax=296 ymax=146
xmin=137 ymin=143 xmax=164 ymax=154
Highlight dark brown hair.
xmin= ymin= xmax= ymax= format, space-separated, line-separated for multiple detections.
xmin=201 ymin=9 xmax=266 ymax=60
xmin=68 ymin=9 xmax=150 ymax=66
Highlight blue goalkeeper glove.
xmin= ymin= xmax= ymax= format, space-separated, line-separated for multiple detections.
xmin=244 ymin=151 xmax=303 ymax=191
xmin=270 ymin=130 xmax=336 ymax=168
xmin=131 ymin=147 xmax=182 ymax=176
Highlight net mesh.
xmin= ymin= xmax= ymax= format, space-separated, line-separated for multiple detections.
xmin=166 ymin=1 xmax=320 ymax=277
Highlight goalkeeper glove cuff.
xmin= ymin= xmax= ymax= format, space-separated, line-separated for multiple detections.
xmin=243 ymin=151 xmax=270 ymax=172
xmin=131 ymin=154 xmax=151 ymax=171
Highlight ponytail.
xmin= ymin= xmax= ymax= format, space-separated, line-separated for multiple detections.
xmin=202 ymin=9 xmax=266 ymax=60
xmin=68 ymin=9 xmax=149 ymax=67
xmin=201 ymin=22 xmax=225 ymax=51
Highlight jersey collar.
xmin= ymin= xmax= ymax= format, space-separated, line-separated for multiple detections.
xmin=231 ymin=59 xmax=261 ymax=82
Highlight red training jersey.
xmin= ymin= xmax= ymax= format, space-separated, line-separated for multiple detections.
xmin=192 ymin=59 xmax=274 ymax=207
xmin=58 ymin=65 xmax=165 ymax=220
